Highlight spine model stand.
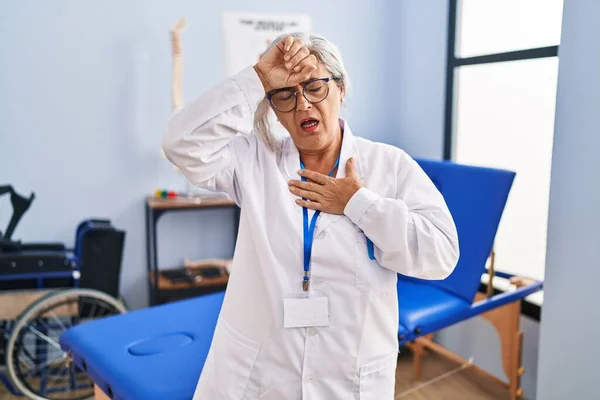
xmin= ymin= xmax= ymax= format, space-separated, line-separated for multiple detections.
xmin=157 ymin=18 xmax=193 ymax=199
xmin=170 ymin=18 xmax=186 ymax=111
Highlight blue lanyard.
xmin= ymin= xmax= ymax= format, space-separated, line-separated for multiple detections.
xmin=299 ymin=154 xmax=376 ymax=291
xmin=300 ymin=154 xmax=340 ymax=291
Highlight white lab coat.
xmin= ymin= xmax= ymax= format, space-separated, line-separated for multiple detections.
xmin=162 ymin=65 xmax=459 ymax=400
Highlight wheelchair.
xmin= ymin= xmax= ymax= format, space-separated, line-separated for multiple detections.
xmin=0 ymin=185 xmax=128 ymax=400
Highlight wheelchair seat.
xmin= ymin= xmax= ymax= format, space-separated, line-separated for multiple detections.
xmin=0 ymin=241 xmax=66 ymax=252
xmin=0 ymin=247 xmax=71 ymax=277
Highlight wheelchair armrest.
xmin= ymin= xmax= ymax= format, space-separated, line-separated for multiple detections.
xmin=0 ymin=239 xmax=21 ymax=251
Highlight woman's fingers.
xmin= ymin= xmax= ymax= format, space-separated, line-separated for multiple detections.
xmin=284 ymin=39 xmax=305 ymax=64
xmin=293 ymin=63 xmax=317 ymax=83
xmin=276 ymin=35 xmax=294 ymax=54
xmin=291 ymin=54 xmax=317 ymax=74
xmin=282 ymin=35 xmax=294 ymax=52
xmin=297 ymin=170 xmax=329 ymax=185
xmin=289 ymin=179 xmax=324 ymax=193
xmin=288 ymin=186 xmax=318 ymax=201
xmin=287 ymin=47 xmax=310 ymax=69
xmin=256 ymin=36 xmax=317 ymax=89
xmin=295 ymin=199 xmax=322 ymax=211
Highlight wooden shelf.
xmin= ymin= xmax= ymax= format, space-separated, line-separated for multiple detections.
xmin=152 ymin=272 xmax=229 ymax=291
xmin=145 ymin=193 xmax=239 ymax=305
xmin=147 ymin=194 xmax=236 ymax=210
xmin=150 ymin=259 xmax=231 ymax=291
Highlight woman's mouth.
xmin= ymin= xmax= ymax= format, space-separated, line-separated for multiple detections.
xmin=300 ymin=118 xmax=319 ymax=133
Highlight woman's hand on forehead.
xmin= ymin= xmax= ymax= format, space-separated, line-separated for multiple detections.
xmin=254 ymin=35 xmax=318 ymax=93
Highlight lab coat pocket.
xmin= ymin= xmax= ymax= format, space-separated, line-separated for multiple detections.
xmin=205 ymin=317 xmax=262 ymax=399
xmin=355 ymin=232 xmax=395 ymax=295
xmin=358 ymin=353 xmax=397 ymax=399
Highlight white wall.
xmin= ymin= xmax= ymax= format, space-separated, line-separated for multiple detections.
xmin=387 ymin=0 xmax=449 ymax=159
xmin=536 ymin=0 xmax=600 ymax=398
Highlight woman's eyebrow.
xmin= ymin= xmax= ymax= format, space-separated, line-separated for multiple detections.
xmin=271 ymin=78 xmax=319 ymax=93
xmin=300 ymin=78 xmax=319 ymax=86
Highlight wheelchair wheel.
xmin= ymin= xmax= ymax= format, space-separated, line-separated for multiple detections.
xmin=6 ymin=288 xmax=127 ymax=400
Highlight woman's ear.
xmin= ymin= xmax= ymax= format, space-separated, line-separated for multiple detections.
xmin=340 ymin=85 xmax=345 ymax=103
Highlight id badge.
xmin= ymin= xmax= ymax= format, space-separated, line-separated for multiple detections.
xmin=284 ymin=290 xmax=330 ymax=329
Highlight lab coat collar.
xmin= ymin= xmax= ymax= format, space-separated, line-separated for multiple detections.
xmin=281 ymin=118 xmax=364 ymax=183
xmin=281 ymin=118 xmax=364 ymax=235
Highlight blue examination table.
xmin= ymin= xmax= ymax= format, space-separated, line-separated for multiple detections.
xmin=60 ymin=159 xmax=542 ymax=400
xmin=396 ymin=159 xmax=542 ymax=344
xmin=60 ymin=291 xmax=225 ymax=399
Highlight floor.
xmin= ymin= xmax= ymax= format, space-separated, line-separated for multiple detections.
xmin=394 ymin=352 xmax=510 ymax=399
xmin=0 ymin=352 xmax=510 ymax=400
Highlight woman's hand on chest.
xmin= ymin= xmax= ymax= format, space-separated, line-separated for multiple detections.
xmin=288 ymin=157 xmax=362 ymax=215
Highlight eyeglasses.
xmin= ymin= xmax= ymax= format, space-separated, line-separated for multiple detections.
xmin=266 ymin=77 xmax=339 ymax=112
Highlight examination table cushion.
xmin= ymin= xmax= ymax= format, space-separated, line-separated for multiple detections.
xmin=60 ymin=291 xmax=225 ymax=400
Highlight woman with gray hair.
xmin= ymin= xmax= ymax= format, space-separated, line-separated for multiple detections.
xmin=163 ymin=32 xmax=459 ymax=400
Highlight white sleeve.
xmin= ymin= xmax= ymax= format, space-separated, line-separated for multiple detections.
xmin=343 ymin=152 xmax=459 ymax=280
xmin=162 ymin=66 xmax=265 ymax=205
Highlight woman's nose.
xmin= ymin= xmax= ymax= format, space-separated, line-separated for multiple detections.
xmin=296 ymin=93 xmax=312 ymax=111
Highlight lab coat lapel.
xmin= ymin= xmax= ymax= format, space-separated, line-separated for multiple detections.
xmin=314 ymin=120 xmax=364 ymax=236
xmin=281 ymin=137 xmax=304 ymax=213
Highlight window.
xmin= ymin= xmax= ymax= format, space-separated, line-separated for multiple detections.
xmin=456 ymin=0 xmax=564 ymax=58
xmin=444 ymin=0 xmax=565 ymax=308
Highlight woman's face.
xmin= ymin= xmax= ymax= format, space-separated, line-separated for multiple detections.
xmin=271 ymin=62 xmax=344 ymax=155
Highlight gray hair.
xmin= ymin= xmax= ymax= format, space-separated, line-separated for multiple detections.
xmin=253 ymin=32 xmax=350 ymax=152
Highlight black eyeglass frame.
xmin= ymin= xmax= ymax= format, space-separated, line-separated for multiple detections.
xmin=266 ymin=76 xmax=342 ymax=112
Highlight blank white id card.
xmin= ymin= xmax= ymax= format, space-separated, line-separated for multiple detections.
xmin=284 ymin=296 xmax=330 ymax=328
